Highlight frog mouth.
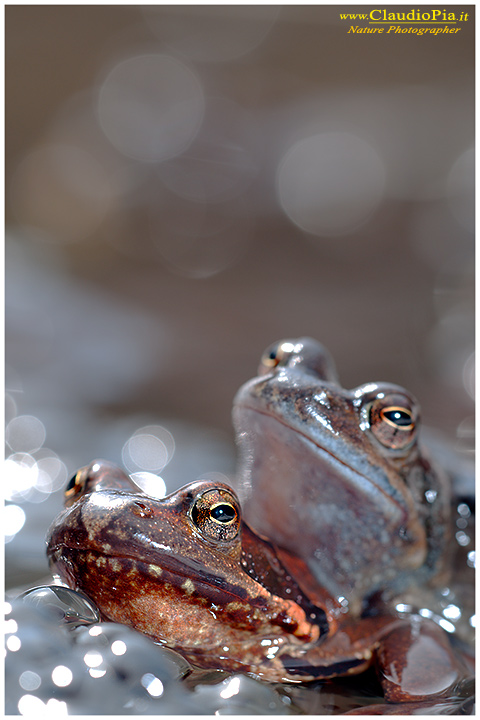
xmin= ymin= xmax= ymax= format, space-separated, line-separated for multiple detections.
xmin=48 ymin=543 xmax=267 ymax=609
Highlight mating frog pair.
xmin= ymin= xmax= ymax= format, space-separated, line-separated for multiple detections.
xmin=47 ymin=338 xmax=472 ymax=712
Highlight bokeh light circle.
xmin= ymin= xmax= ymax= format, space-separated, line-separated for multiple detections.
xmin=122 ymin=424 xmax=175 ymax=474
xmin=142 ymin=6 xmax=279 ymax=63
xmin=277 ymin=132 xmax=386 ymax=236
xmin=447 ymin=146 xmax=474 ymax=233
xmin=6 ymin=415 xmax=46 ymax=453
xmin=98 ymin=54 xmax=205 ymax=163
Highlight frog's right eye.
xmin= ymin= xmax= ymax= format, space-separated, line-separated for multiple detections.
xmin=65 ymin=468 xmax=88 ymax=506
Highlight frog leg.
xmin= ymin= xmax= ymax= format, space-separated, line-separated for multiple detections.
xmin=277 ymin=615 xmax=405 ymax=680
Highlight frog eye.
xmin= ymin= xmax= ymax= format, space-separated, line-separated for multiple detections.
xmin=259 ymin=340 xmax=298 ymax=374
xmin=368 ymin=393 xmax=418 ymax=450
xmin=191 ymin=488 xmax=241 ymax=542
xmin=65 ymin=469 xmax=87 ymax=506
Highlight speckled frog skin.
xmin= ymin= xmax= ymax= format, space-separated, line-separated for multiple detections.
xmin=47 ymin=461 xmax=467 ymax=707
xmin=233 ymin=338 xmax=452 ymax=614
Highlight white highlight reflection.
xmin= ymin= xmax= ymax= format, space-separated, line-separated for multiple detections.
xmin=4 ymin=504 xmax=26 ymax=542
xmin=141 ymin=672 xmax=164 ymax=697
xmin=130 ymin=472 xmax=167 ymax=500
xmin=111 ymin=640 xmax=127 ymax=656
xmin=83 ymin=650 xmax=103 ymax=668
xmin=220 ymin=676 xmax=241 ymax=699
xmin=51 ymin=665 xmax=73 ymax=687
xmin=4 ymin=451 xmax=67 ymax=504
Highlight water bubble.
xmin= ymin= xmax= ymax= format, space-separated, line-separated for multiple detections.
xmin=98 ymin=54 xmax=204 ymax=163
xmin=277 ymin=132 xmax=385 ymax=237
xmin=20 ymin=586 xmax=100 ymax=627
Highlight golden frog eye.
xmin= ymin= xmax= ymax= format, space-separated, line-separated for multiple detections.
xmin=191 ymin=488 xmax=241 ymax=542
xmin=259 ymin=340 xmax=298 ymax=374
xmin=65 ymin=468 xmax=88 ymax=506
xmin=369 ymin=393 xmax=418 ymax=450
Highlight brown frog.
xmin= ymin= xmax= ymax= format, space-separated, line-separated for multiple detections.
xmin=46 ymin=461 xmax=467 ymax=709
xmin=233 ymin=337 xmax=453 ymax=615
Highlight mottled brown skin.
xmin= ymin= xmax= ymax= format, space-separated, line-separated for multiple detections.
xmin=233 ymin=338 xmax=452 ymax=612
xmin=46 ymin=461 xmax=467 ymax=705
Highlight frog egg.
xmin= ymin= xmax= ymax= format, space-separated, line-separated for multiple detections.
xmin=20 ymin=585 xmax=100 ymax=627
xmin=5 ymin=598 xmax=73 ymax=663
xmin=192 ymin=673 xmax=289 ymax=715
xmin=73 ymin=622 xmax=200 ymax=714
xmin=7 ymin=599 xmax=194 ymax=715
xmin=5 ymin=600 xmax=84 ymax=714
xmin=73 ymin=622 xmax=192 ymax=694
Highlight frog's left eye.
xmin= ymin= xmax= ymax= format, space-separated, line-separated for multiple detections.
xmin=368 ymin=393 xmax=418 ymax=450
xmin=191 ymin=488 xmax=241 ymax=542
xmin=259 ymin=340 xmax=298 ymax=375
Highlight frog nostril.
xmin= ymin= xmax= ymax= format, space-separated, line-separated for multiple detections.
xmin=132 ymin=501 xmax=153 ymax=518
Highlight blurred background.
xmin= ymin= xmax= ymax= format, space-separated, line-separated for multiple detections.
xmin=5 ymin=6 xmax=474 ymax=588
